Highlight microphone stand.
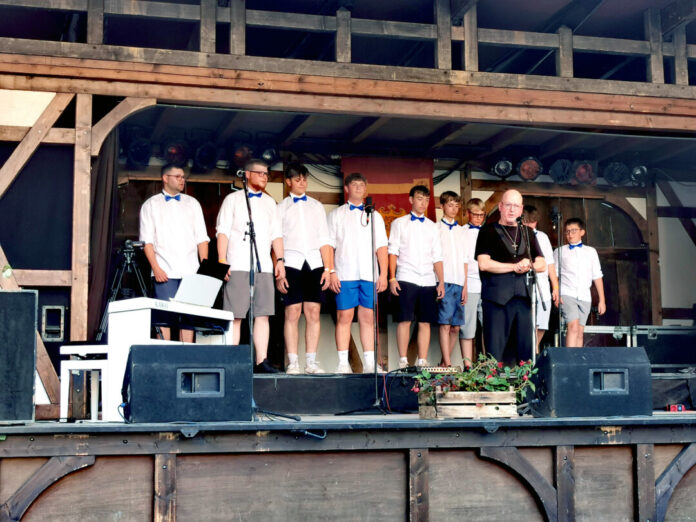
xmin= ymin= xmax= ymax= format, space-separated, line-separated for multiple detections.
xmin=519 ymin=218 xmax=545 ymax=364
xmin=551 ymin=207 xmax=564 ymax=346
xmin=364 ymin=196 xmax=383 ymax=411
xmin=240 ymin=174 xmax=263 ymax=356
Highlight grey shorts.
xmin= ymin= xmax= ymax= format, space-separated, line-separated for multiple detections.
xmin=560 ymin=296 xmax=591 ymax=325
xmin=460 ymin=292 xmax=482 ymax=339
xmin=536 ymin=299 xmax=552 ymax=330
xmin=223 ymin=271 xmax=275 ymax=318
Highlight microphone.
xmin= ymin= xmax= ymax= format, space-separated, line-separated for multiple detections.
xmin=364 ymin=196 xmax=373 ymax=223
xmin=550 ymin=206 xmax=560 ymax=229
xmin=515 ymin=216 xmax=524 ymax=226
xmin=235 ymin=169 xmax=245 ymax=178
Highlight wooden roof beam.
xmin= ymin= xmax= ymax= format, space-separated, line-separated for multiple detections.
xmin=593 ymin=137 xmax=638 ymax=162
xmin=451 ymin=0 xmax=478 ymax=25
xmin=476 ymin=128 xmax=529 ymax=160
xmin=350 ymin=117 xmax=390 ymax=144
xmin=91 ymin=96 xmax=156 ymax=156
xmin=215 ymin=112 xmax=241 ymax=145
xmin=280 ymin=114 xmax=317 ymax=148
xmin=425 ymin=123 xmax=470 ymax=150
xmin=538 ymin=133 xmax=592 ymax=159
xmin=661 ymin=0 xmax=696 ymax=35
xmin=647 ymin=141 xmax=696 ymax=164
xmin=657 ymin=179 xmax=696 ymax=246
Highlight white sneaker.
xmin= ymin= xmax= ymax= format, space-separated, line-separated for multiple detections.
xmin=399 ymin=358 xmax=409 ymax=369
xmin=416 ymin=358 xmax=428 ymax=368
xmin=335 ymin=361 xmax=352 ymax=374
xmin=286 ymin=362 xmax=300 ymax=375
xmin=363 ymin=364 xmax=375 ymax=374
xmin=305 ymin=362 xmax=325 ymax=374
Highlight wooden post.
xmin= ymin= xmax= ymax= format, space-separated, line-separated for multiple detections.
xmin=644 ymin=8 xmax=664 ymax=84
xmin=229 ymin=0 xmax=246 ymax=56
xmin=673 ymin=25 xmax=689 ymax=86
xmin=460 ymin=164 xmax=472 ymax=224
xmin=154 ymin=454 xmax=177 ymax=521
xmin=336 ymin=7 xmax=351 ymax=64
xmin=200 ymin=0 xmax=216 ymax=54
xmin=463 ymin=3 xmax=478 ymax=72
xmin=71 ymin=94 xmax=92 ymax=341
xmin=408 ymin=449 xmax=429 ymax=521
xmin=87 ymin=0 xmax=104 ymax=45
xmin=556 ymin=26 xmax=573 ymax=78
xmin=434 ymin=0 xmax=452 ymax=70
xmin=646 ymin=179 xmax=662 ymax=325
xmin=634 ymin=443 xmax=656 ymax=522
xmin=555 ymin=446 xmax=575 ymax=521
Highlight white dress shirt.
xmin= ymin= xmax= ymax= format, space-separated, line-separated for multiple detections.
xmin=388 ymin=213 xmax=443 ymax=286
xmin=533 ymin=229 xmax=554 ymax=302
xmin=277 ymin=193 xmax=330 ymax=270
xmin=139 ymin=192 xmax=209 ymax=278
xmin=462 ymin=224 xmax=481 ymax=293
xmin=327 ymin=203 xmax=388 ymax=281
xmin=216 ymin=190 xmax=281 ymax=273
xmin=553 ymin=243 xmax=603 ymax=302
xmin=438 ymin=219 xmax=468 ymax=286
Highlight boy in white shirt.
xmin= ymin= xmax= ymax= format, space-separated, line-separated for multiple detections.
xmin=436 ymin=191 xmax=467 ymax=367
xmin=276 ymin=162 xmax=332 ymax=374
xmin=327 ymin=173 xmax=388 ymax=373
xmin=459 ymin=198 xmax=485 ymax=367
xmin=553 ymin=217 xmax=606 ymax=347
xmin=389 ymin=185 xmax=445 ymax=368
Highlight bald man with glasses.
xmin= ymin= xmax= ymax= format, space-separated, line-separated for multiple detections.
xmin=474 ymin=190 xmax=546 ymax=364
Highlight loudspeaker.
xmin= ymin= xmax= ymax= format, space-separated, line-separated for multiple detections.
xmin=0 ymin=290 xmax=37 ymax=423
xmin=122 ymin=344 xmax=253 ymax=423
xmin=530 ymin=347 xmax=652 ymax=417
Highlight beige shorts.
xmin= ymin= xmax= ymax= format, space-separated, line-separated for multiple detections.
xmin=223 ymin=271 xmax=275 ymax=318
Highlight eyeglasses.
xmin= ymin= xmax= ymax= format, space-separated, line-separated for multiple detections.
xmin=248 ymin=170 xmax=269 ymax=177
xmin=165 ymin=174 xmax=185 ymax=180
xmin=565 ymin=228 xmax=582 ymax=234
xmin=501 ymin=203 xmax=522 ymax=210
xmin=468 ymin=212 xmax=485 ymax=217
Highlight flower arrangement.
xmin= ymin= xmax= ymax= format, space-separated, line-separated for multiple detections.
xmin=412 ymin=354 xmax=537 ymax=406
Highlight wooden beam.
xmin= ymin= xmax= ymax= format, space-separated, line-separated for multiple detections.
xmin=555 ymin=446 xmax=575 ymax=522
xmin=215 ymin=111 xmax=241 ymax=144
xmin=350 ymin=117 xmax=390 ymax=144
xmin=646 ymin=179 xmax=663 ymax=325
xmin=673 ymin=25 xmax=689 ymax=86
xmin=603 ymin=194 xmax=648 ymax=243
xmin=13 ymin=270 xmax=72 ymax=287
xmin=408 ymin=449 xmax=429 ymax=521
xmin=0 ymin=93 xmax=73 ymax=199
xmin=661 ymin=0 xmax=696 ymax=35
xmin=556 ymin=25 xmax=573 ymax=78
xmin=228 ymin=0 xmax=246 ymax=55
xmin=634 ymin=444 xmax=656 ymax=522
xmin=657 ymin=180 xmax=696 ymax=247
xmin=434 ymin=0 xmax=452 ymax=70
xmin=451 ymin=0 xmax=478 ymax=25
xmin=199 ymin=0 xmax=216 ymax=54
xmin=644 ymin=8 xmax=665 ymax=84
xmin=0 ymin=126 xmax=74 ymax=144
xmin=646 ymin=140 xmax=696 ymax=164
xmin=662 ymin=307 xmax=695 ymax=320
xmin=593 ymin=138 xmax=638 ymax=163
xmin=91 ymin=97 xmax=156 ymax=155
xmin=0 ymin=245 xmax=61 ymax=404
xmin=87 ymin=0 xmax=104 ymax=45
xmin=71 ymin=93 xmax=91 ymax=342
xmin=473 ymin=179 xmax=646 ymax=198
xmin=657 ymin=206 xmax=696 ymax=218
xmin=335 ymin=7 xmax=351 ymax=64
xmin=463 ymin=3 xmax=478 ymax=72
xmin=460 ymin=164 xmax=473 ymax=222
xmin=476 ymin=128 xmax=528 ymax=160
xmin=280 ymin=115 xmax=316 ymax=148
xmin=538 ymin=133 xmax=591 ymax=159
xmin=150 ymin=107 xmax=176 ymax=144
xmin=425 ymin=122 xmax=469 ymax=149
xmin=656 ymin=443 xmax=696 ymax=520
xmin=6 ymin=0 xmax=87 ymax=9
xmin=154 ymin=454 xmax=177 ymax=522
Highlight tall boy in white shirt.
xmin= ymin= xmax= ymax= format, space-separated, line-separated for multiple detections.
xmin=327 ymin=172 xmax=388 ymax=373
xmin=553 ymin=217 xmax=606 ymax=347
xmin=276 ymin=162 xmax=332 ymax=374
xmin=389 ymin=185 xmax=445 ymax=368
xmin=436 ymin=191 xmax=467 ymax=367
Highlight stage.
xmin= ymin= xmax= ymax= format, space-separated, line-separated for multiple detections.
xmin=2 ymin=411 xmax=696 ymax=520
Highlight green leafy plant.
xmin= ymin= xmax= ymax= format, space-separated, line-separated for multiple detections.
xmin=412 ymin=354 xmax=537 ymax=405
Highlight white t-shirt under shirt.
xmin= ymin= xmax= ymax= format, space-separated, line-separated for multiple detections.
xmin=216 ymin=189 xmax=281 ymax=273
xmin=277 ymin=193 xmax=330 ymax=270
xmin=388 ymin=213 xmax=443 ymax=287
xmin=327 ymin=203 xmax=388 ymax=282
xmin=139 ymin=192 xmax=209 ymax=278
xmin=553 ymin=243 xmax=603 ymax=302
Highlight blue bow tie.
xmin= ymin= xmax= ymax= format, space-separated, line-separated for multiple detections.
xmin=349 ymin=203 xmax=364 ymax=211
xmin=293 ymin=195 xmax=307 ymax=203
xmin=468 ymin=224 xmax=481 ymax=230
xmin=442 ymin=219 xmax=458 ymax=230
xmin=411 ymin=213 xmax=424 ymax=222
xmin=248 ymin=192 xmax=262 ymax=199
xmin=164 ymin=194 xmax=180 ymax=202
xmin=569 ymin=243 xmax=583 ymax=250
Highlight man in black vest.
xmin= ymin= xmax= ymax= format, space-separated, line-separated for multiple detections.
xmin=475 ymin=189 xmax=546 ymax=364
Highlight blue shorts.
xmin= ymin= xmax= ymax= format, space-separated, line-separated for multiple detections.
xmin=335 ymin=280 xmax=375 ymax=310
xmin=438 ymin=283 xmax=465 ymax=326
xmin=153 ymin=278 xmax=181 ymax=300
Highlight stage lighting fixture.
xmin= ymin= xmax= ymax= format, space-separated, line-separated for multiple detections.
xmin=517 ymin=156 xmax=543 ymax=181
xmin=492 ymin=159 xmax=513 ymax=179
xmin=630 ymin=164 xmax=649 ymax=186
xmin=260 ymin=145 xmax=278 ymax=165
xmin=549 ymin=159 xmax=573 ymax=184
xmin=571 ymin=160 xmax=597 ymax=185
xmin=603 ymin=162 xmax=630 ymax=187
xmin=193 ymin=142 xmax=218 ymax=172
xmin=231 ymin=142 xmax=253 ymax=168
xmin=163 ymin=141 xmax=189 ymax=167
xmin=126 ymin=137 xmax=152 ymax=170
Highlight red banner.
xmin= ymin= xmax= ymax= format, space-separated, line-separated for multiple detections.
xmin=341 ymin=157 xmax=435 ymax=235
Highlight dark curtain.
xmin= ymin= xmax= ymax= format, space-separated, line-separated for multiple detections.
xmin=87 ymin=131 xmax=119 ymax=339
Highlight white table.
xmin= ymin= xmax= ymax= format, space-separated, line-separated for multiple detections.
xmin=103 ymin=297 xmax=235 ymax=421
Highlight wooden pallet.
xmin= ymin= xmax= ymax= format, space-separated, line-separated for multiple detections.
xmin=419 ymin=388 xmax=517 ymax=419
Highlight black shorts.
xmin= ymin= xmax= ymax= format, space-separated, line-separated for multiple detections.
xmin=283 ymin=263 xmax=325 ymax=306
xmin=394 ymin=281 xmax=438 ymax=323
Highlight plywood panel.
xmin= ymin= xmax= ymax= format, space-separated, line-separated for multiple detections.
xmin=665 ymin=461 xmax=696 ymax=521
xmin=176 ymin=452 xmax=406 ymax=521
xmin=22 ymin=456 xmax=153 ymax=521
xmin=574 ymin=446 xmax=634 ymax=521
xmin=0 ymin=458 xmax=48 ymax=504
xmin=653 ymin=444 xmax=685 ymax=477
xmin=428 ymin=449 xmax=543 ymax=521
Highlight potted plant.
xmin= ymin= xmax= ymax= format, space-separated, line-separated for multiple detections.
xmin=412 ymin=354 xmax=537 ymax=419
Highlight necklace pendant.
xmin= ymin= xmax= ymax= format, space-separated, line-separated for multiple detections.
xmin=512 ymin=242 xmax=517 ymax=249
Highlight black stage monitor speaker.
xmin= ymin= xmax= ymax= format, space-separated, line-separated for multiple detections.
xmin=122 ymin=344 xmax=253 ymax=423
xmin=0 ymin=290 xmax=37 ymax=423
xmin=530 ymin=347 xmax=652 ymax=418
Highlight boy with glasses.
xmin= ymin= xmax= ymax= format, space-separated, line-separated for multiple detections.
xmin=553 ymin=217 xmax=605 ymax=347
xmin=459 ymin=198 xmax=485 ymax=367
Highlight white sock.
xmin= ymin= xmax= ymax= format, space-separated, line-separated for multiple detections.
xmin=363 ymin=351 xmax=374 ymax=368
xmin=288 ymin=353 xmax=298 ymax=365
xmin=400 ymin=357 xmax=409 ymax=365
xmin=417 ymin=358 xmax=428 ymax=366
xmin=338 ymin=350 xmax=349 ymax=363
xmin=306 ymin=352 xmax=316 ymax=365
